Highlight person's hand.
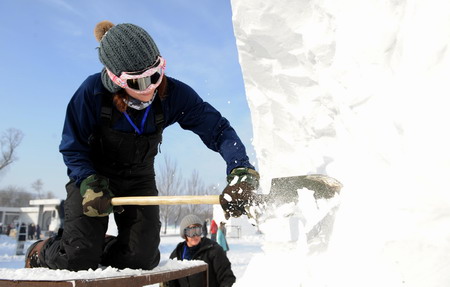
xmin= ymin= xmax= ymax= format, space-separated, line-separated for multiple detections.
xmin=80 ymin=174 xmax=114 ymax=217
xmin=219 ymin=168 xmax=260 ymax=219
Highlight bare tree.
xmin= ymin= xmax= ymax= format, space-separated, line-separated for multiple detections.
xmin=156 ymin=156 xmax=183 ymax=234
xmin=31 ymin=179 xmax=44 ymax=199
xmin=43 ymin=191 xmax=56 ymax=199
xmin=184 ymin=170 xmax=213 ymax=219
xmin=198 ymin=183 xmax=216 ymax=219
xmin=0 ymin=128 xmax=24 ymax=172
xmin=0 ymin=186 xmax=35 ymax=207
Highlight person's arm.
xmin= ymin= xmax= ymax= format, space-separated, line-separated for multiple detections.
xmin=169 ymin=244 xmax=181 ymax=260
xmin=164 ymin=78 xmax=254 ymax=174
xmin=59 ymin=74 xmax=103 ymax=186
xmin=167 ymin=244 xmax=182 ymax=287
xmin=211 ymin=246 xmax=236 ymax=287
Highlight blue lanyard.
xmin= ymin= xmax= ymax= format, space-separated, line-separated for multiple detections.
xmin=123 ymin=105 xmax=151 ymax=135
xmin=181 ymin=243 xmax=190 ymax=260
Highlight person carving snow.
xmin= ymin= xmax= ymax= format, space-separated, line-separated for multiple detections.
xmin=25 ymin=20 xmax=258 ymax=271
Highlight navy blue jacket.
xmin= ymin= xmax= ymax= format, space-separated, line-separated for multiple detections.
xmin=59 ymin=73 xmax=254 ymax=185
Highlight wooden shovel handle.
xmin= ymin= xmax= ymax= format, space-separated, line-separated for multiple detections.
xmin=111 ymin=195 xmax=220 ymax=206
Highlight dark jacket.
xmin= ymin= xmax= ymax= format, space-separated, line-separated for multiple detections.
xmin=169 ymin=238 xmax=236 ymax=287
xmin=59 ymin=73 xmax=254 ymax=185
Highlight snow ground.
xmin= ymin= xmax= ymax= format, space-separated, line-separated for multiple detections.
xmin=0 ymin=233 xmax=263 ymax=283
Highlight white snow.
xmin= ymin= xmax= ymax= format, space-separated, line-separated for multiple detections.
xmin=223 ymin=193 xmax=233 ymax=202
xmin=229 ymin=176 xmax=239 ymax=186
xmin=231 ymin=0 xmax=450 ymax=286
xmin=0 ymin=256 xmax=205 ymax=281
xmin=1 ymin=0 xmax=450 ymax=286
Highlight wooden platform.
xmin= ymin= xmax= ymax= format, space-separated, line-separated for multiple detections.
xmin=0 ymin=262 xmax=208 ymax=287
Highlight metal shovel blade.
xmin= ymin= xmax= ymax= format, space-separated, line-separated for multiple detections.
xmin=261 ymin=174 xmax=343 ymax=206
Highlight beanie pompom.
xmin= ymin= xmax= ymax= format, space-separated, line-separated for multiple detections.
xmin=94 ymin=20 xmax=115 ymax=42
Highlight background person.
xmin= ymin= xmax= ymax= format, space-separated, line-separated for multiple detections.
xmin=28 ymin=223 xmax=36 ymax=240
xmin=168 ymin=214 xmax=236 ymax=287
xmin=217 ymin=222 xmax=229 ymax=253
xmin=35 ymin=224 xmax=41 ymax=240
xmin=210 ymin=219 xmax=218 ymax=242
xmin=202 ymin=219 xmax=208 ymax=238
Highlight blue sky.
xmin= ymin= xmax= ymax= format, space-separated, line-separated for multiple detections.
xmin=0 ymin=0 xmax=256 ymax=199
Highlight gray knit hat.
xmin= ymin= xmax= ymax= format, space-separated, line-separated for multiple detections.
xmin=94 ymin=20 xmax=161 ymax=93
xmin=179 ymin=214 xmax=202 ymax=239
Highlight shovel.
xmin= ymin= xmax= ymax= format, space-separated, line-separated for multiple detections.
xmin=111 ymin=174 xmax=342 ymax=207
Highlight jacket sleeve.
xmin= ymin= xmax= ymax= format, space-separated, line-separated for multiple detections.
xmin=164 ymin=79 xmax=255 ymax=174
xmin=59 ymin=75 xmax=102 ymax=186
xmin=169 ymin=244 xmax=181 ymax=260
xmin=211 ymin=245 xmax=236 ymax=287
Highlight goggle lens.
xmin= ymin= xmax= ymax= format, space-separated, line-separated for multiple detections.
xmin=126 ymin=72 xmax=161 ymax=90
xmin=185 ymin=226 xmax=202 ymax=238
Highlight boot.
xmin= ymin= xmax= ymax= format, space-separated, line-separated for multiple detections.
xmin=100 ymin=234 xmax=117 ymax=266
xmin=25 ymin=239 xmax=48 ymax=268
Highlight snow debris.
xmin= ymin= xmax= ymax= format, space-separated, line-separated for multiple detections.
xmin=223 ymin=193 xmax=232 ymax=202
xmin=229 ymin=176 xmax=239 ymax=186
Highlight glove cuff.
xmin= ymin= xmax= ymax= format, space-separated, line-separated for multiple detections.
xmin=80 ymin=174 xmax=111 ymax=197
xmin=227 ymin=167 xmax=260 ymax=189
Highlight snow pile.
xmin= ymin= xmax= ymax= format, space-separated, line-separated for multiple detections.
xmin=231 ymin=0 xmax=450 ymax=286
xmin=0 ymin=259 xmax=205 ymax=281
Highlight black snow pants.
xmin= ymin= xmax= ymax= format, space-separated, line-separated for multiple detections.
xmin=42 ymin=178 xmax=161 ymax=271
xmin=42 ymin=96 xmax=164 ymax=271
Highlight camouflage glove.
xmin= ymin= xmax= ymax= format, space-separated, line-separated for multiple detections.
xmin=219 ymin=167 xmax=260 ymax=220
xmin=80 ymin=174 xmax=114 ymax=217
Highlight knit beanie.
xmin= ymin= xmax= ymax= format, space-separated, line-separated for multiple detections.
xmin=179 ymin=214 xmax=202 ymax=239
xmin=94 ymin=20 xmax=161 ymax=93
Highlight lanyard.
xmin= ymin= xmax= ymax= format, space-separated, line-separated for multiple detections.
xmin=123 ymin=105 xmax=151 ymax=135
xmin=182 ymin=244 xmax=189 ymax=260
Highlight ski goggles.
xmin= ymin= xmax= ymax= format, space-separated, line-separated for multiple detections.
xmin=106 ymin=56 xmax=166 ymax=94
xmin=184 ymin=226 xmax=203 ymax=238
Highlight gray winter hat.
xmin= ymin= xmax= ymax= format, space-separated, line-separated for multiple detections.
xmin=179 ymin=214 xmax=202 ymax=239
xmin=94 ymin=20 xmax=161 ymax=93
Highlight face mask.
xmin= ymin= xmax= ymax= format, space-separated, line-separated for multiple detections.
xmin=123 ymin=91 xmax=156 ymax=110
